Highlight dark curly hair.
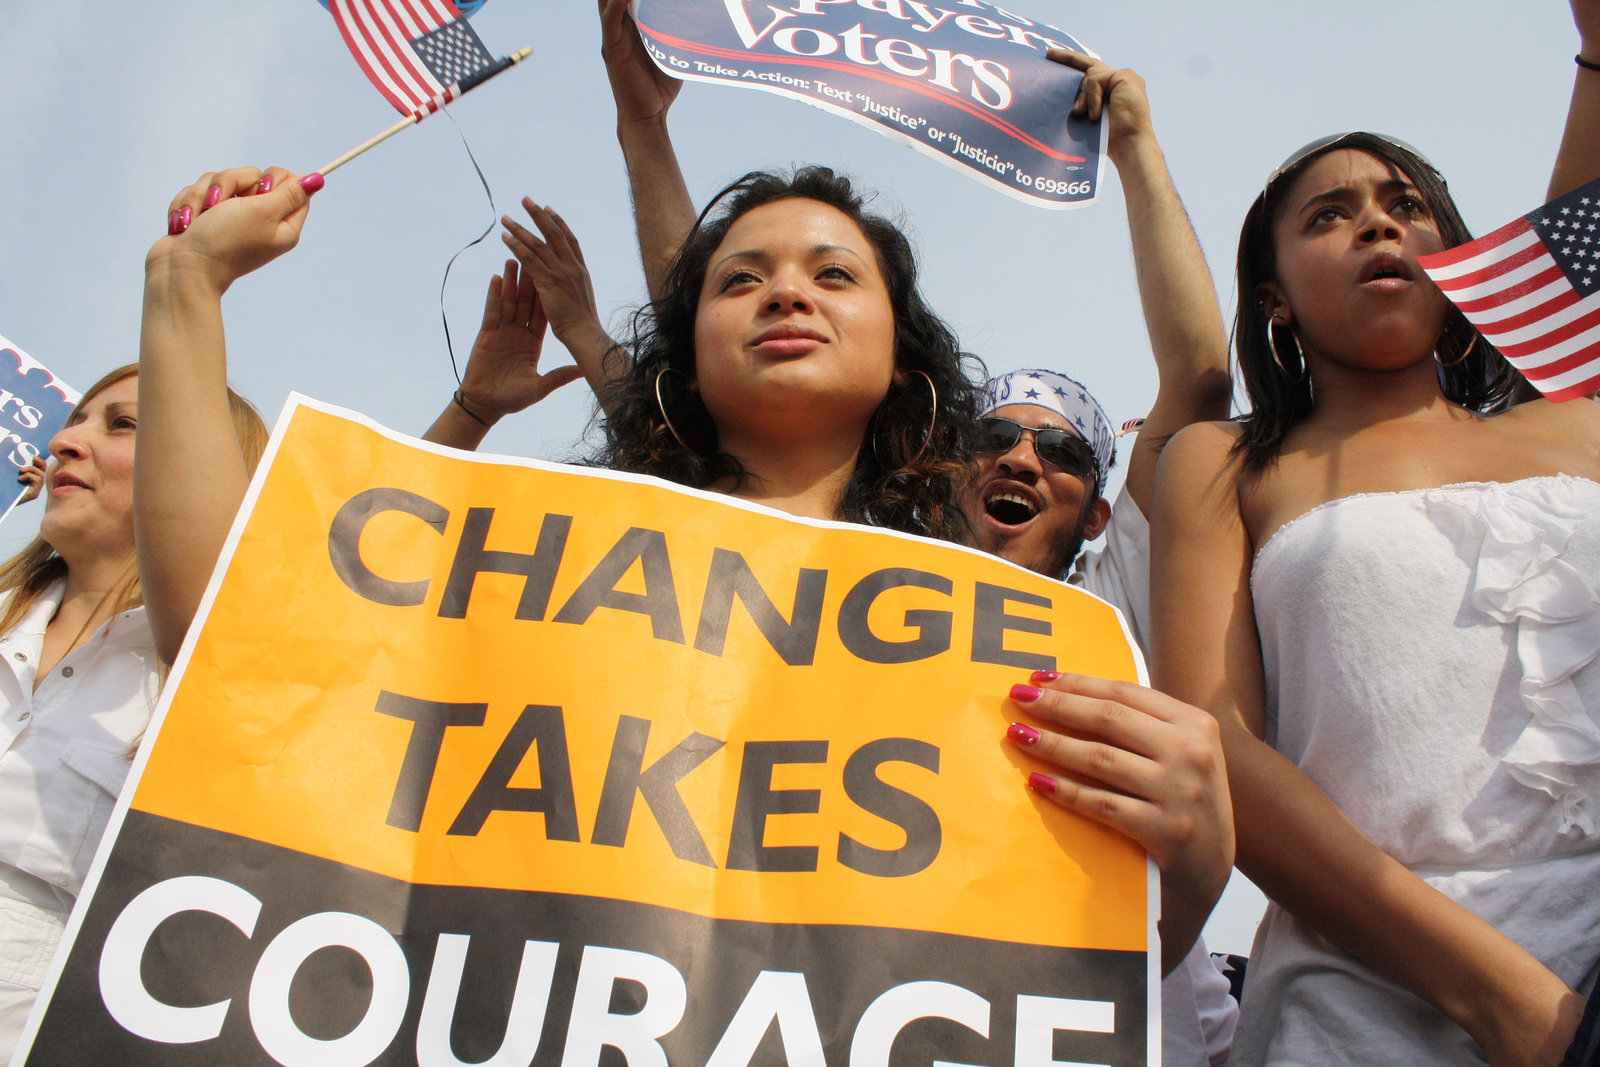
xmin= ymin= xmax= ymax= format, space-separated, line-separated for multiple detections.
xmin=595 ymin=166 xmax=984 ymax=541
xmin=1233 ymin=132 xmax=1518 ymax=474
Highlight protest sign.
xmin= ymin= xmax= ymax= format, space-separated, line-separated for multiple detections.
xmin=0 ymin=335 xmax=79 ymax=524
xmin=18 ymin=397 xmax=1154 ymax=1065
xmin=632 ymin=0 xmax=1107 ymax=210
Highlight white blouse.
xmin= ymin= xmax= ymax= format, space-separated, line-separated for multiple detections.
xmin=0 ymin=580 xmax=159 ymax=1053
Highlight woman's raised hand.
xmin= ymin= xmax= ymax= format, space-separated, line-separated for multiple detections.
xmin=147 ymin=166 xmax=321 ymax=294
xmin=500 ymin=200 xmax=608 ymax=353
xmin=599 ymin=0 xmax=680 ymax=128
xmin=1046 ymin=49 xmax=1154 ymax=158
xmin=453 ymin=258 xmax=583 ymax=427
xmin=500 ymin=199 xmax=622 ymax=400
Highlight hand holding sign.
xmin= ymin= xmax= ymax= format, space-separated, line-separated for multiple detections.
xmin=20 ymin=400 xmax=1159 ymax=1064
xmin=15 ymin=455 xmax=47 ymax=506
xmin=0 ymin=337 xmax=79 ymax=525
xmin=600 ymin=0 xmax=681 ymax=129
xmin=1051 ymin=48 xmax=1155 ymax=160
xmin=1008 ymin=671 xmax=1234 ymax=975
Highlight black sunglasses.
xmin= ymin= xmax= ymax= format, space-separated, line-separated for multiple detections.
xmin=976 ymin=417 xmax=1097 ymax=483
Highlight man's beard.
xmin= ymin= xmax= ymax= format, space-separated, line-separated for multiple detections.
xmin=1038 ymin=522 xmax=1089 ymax=581
xmin=962 ymin=486 xmax=1099 ymax=580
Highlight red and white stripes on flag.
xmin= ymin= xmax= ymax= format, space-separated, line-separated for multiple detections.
xmin=327 ymin=0 xmax=490 ymax=119
xmin=1418 ymin=176 xmax=1600 ymax=402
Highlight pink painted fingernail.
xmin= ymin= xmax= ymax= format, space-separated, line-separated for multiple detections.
xmin=299 ymin=172 xmax=324 ymax=195
xmin=203 ymin=185 xmax=221 ymax=210
xmin=1028 ymin=772 xmax=1058 ymax=796
xmin=1010 ymin=683 xmax=1042 ymax=703
xmin=167 ymin=210 xmax=180 ymax=236
xmin=1007 ymin=722 xmax=1040 ymax=746
xmin=177 ymin=205 xmax=192 ymax=232
xmin=1030 ymin=670 xmax=1060 ymax=685
xmin=258 ymin=174 xmax=275 ymax=194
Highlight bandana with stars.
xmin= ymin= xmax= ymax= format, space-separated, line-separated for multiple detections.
xmin=978 ymin=369 xmax=1115 ymax=490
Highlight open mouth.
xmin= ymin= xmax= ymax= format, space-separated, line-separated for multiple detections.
xmin=984 ymin=490 xmax=1039 ymax=527
xmin=1362 ymin=252 xmax=1413 ymax=284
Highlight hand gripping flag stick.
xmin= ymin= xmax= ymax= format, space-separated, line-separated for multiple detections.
xmin=316 ymin=46 xmax=532 ymax=177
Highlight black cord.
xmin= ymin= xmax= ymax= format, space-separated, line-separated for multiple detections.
xmin=438 ymin=106 xmax=497 ymax=386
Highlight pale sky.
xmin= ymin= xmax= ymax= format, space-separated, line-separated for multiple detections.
xmin=0 ymin=0 xmax=1586 ymax=955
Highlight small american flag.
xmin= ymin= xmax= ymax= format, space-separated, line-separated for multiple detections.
xmin=327 ymin=0 xmax=496 ymax=119
xmin=1419 ymin=176 xmax=1600 ymax=402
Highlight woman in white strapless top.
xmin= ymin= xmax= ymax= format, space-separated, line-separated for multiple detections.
xmin=1149 ymin=5 xmax=1600 ymax=1063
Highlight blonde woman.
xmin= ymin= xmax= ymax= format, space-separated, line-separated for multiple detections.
xmin=0 ymin=364 xmax=265 ymax=1057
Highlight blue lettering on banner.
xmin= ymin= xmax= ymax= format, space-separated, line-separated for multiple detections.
xmin=632 ymin=0 xmax=1107 ymax=209
xmin=0 ymin=336 xmax=79 ymax=523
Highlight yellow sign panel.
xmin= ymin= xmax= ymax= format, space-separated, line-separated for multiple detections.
xmin=133 ymin=399 xmax=1147 ymax=950
xmin=26 ymin=399 xmax=1156 ymax=1065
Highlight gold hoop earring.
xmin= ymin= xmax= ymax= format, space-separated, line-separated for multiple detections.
xmin=903 ymin=369 xmax=938 ymax=469
xmin=653 ymin=367 xmax=708 ymax=457
xmin=1268 ymin=318 xmax=1307 ymax=382
xmin=1434 ymin=333 xmax=1478 ymax=368
xmin=871 ymin=369 xmax=939 ymax=471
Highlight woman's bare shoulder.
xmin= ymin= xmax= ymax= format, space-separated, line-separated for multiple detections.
xmin=1156 ymin=421 xmax=1247 ymax=513
xmin=1502 ymin=393 xmax=1600 ymax=426
xmin=1499 ymin=395 xmax=1600 ymax=459
xmin=1163 ymin=419 xmax=1244 ymax=464
xmin=1443 ymin=395 xmax=1600 ymax=483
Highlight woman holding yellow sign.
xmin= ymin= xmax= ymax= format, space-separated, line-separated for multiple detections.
xmin=138 ymin=153 xmax=1233 ymax=1010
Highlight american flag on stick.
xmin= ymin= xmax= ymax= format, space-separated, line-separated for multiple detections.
xmin=312 ymin=0 xmax=530 ymax=177
xmin=328 ymin=0 xmax=498 ymax=119
xmin=1418 ymin=175 xmax=1600 ymax=402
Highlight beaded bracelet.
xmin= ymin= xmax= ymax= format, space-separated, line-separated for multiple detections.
xmin=452 ymin=389 xmax=491 ymax=428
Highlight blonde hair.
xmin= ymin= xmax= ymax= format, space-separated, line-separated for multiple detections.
xmin=0 ymin=364 xmax=269 ymax=637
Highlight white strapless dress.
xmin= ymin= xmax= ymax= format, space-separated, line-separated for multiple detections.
xmin=1233 ymin=476 xmax=1600 ymax=1065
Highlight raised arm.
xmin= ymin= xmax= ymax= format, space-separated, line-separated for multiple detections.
xmin=1548 ymin=0 xmax=1600 ymax=200
xmin=424 ymin=201 xmax=615 ymax=449
xmin=1049 ymin=50 xmax=1231 ymax=515
xmin=600 ymin=0 xmax=695 ymax=301
xmin=502 ymin=200 xmax=624 ymax=401
xmin=423 ymin=257 xmax=585 ymax=450
xmin=1149 ymin=423 xmax=1584 ymax=1067
xmin=137 ymin=166 xmax=316 ymax=664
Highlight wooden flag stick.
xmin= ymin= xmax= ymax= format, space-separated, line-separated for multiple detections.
xmin=317 ymin=115 xmax=418 ymax=176
xmin=314 ymin=46 xmax=534 ymax=177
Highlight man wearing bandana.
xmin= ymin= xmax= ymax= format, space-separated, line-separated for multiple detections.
xmin=969 ymin=369 xmax=1121 ymax=579
xmin=967 ymin=368 xmax=1155 ymax=652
